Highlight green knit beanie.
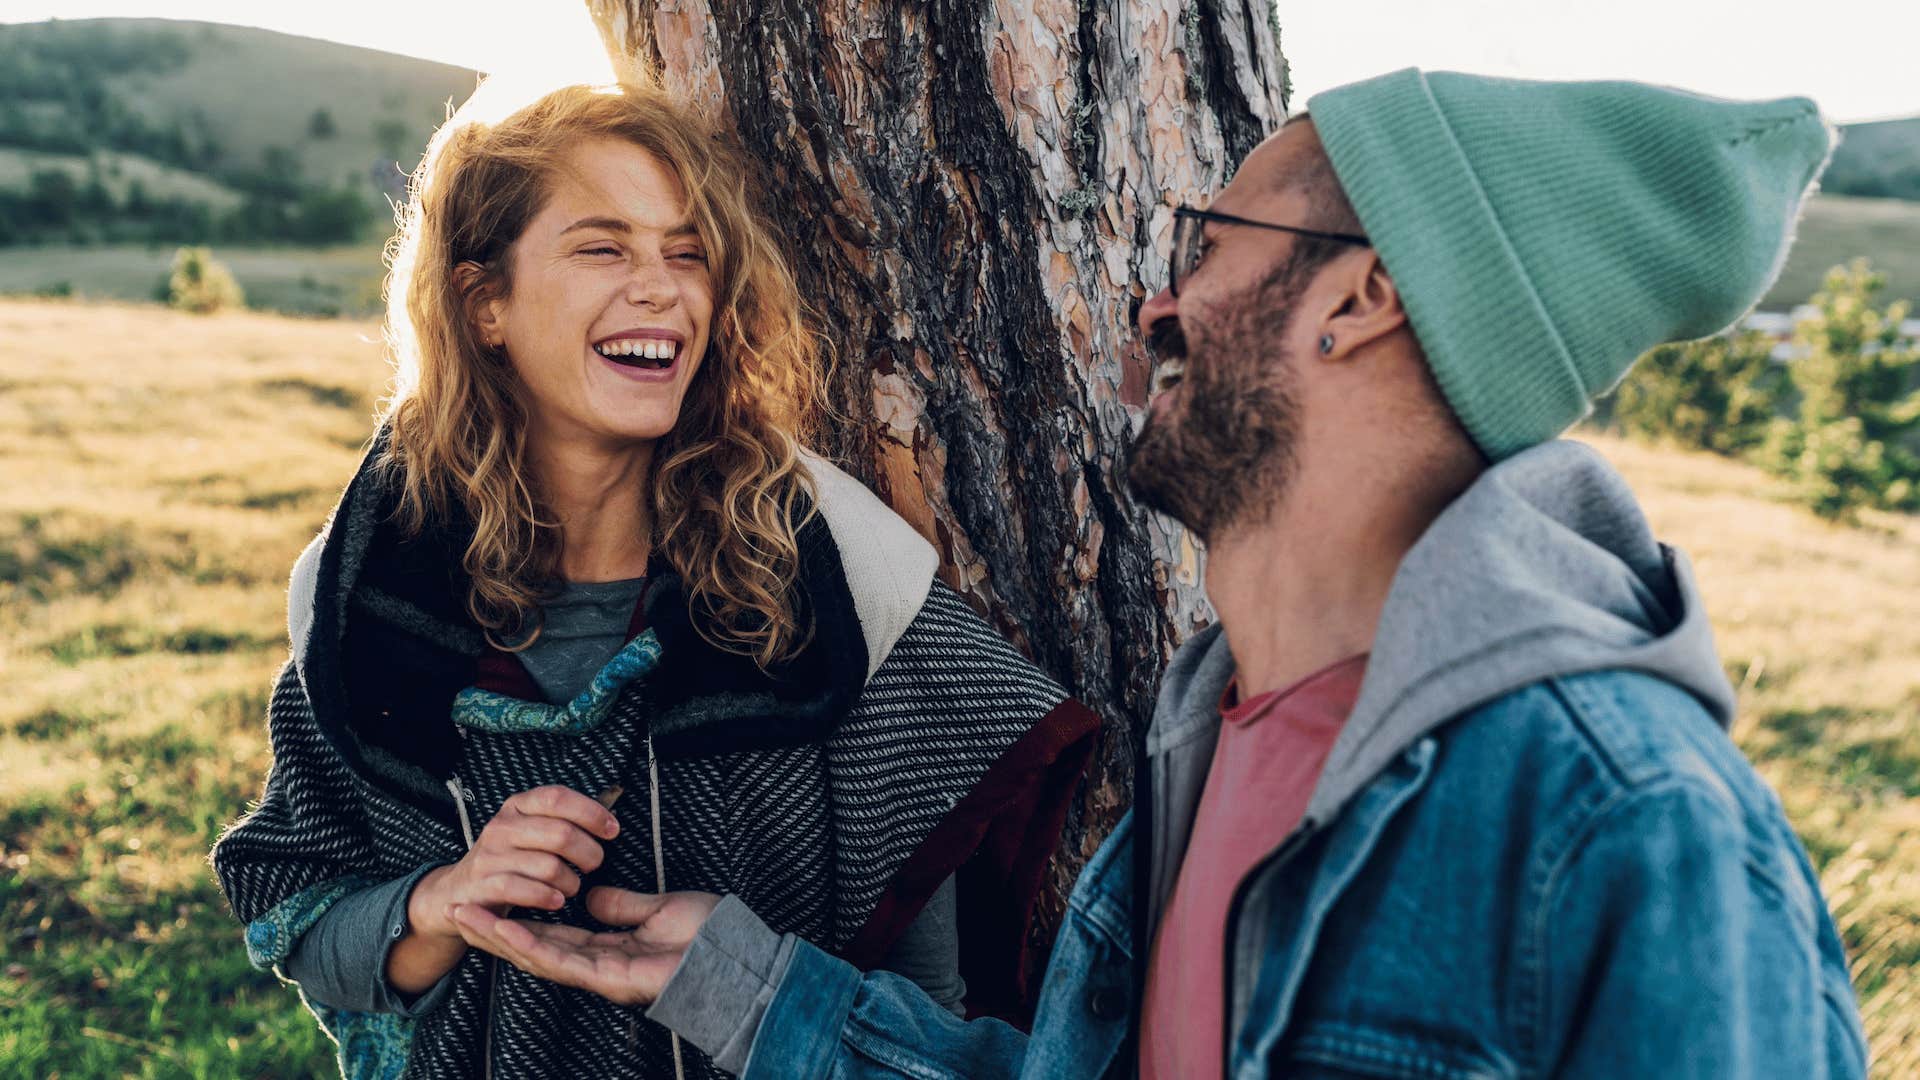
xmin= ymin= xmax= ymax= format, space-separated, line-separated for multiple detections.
xmin=1306 ymin=69 xmax=1834 ymax=460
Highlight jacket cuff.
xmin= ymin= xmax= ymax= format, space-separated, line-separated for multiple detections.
xmin=647 ymin=894 xmax=796 ymax=1075
xmin=739 ymin=932 xmax=865 ymax=1078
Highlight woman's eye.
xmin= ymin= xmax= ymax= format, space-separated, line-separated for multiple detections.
xmin=580 ymin=245 xmax=622 ymax=257
xmin=668 ymin=250 xmax=708 ymax=264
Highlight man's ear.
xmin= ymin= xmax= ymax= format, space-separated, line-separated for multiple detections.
xmin=454 ymin=260 xmax=506 ymax=348
xmin=1318 ymin=250 xmax=1406 ymax=361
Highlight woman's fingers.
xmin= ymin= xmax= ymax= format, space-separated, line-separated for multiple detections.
xmin=486 ymin=851 xmax=581 ymax=898
xmin=531 ymin=818 xmax=608 ymax=873
xmin=585 ymin=888 xmax=721 ymax=944
xmin=584 ymin=886 xmax=671 ymax=927
xmin=490 ymin=809 xmax=607 ymax=873
xmin=504 ymin=785 xmax=621 ymax=841
xmin=469 ymin=872 xmax=566 ymax=912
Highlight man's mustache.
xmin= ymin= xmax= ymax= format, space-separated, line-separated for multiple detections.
xmin=1146 ymin=317 xmax=1187 ymax=363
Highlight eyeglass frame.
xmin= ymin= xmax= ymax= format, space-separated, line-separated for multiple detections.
xmin=1169 ymin=205 xmax=1371 ymax=297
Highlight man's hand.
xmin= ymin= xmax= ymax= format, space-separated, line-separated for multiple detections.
xmin=452 ymin=887 xmax=722 ymax=1006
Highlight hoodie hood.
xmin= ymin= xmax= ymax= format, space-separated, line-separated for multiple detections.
xmin=1308 ymin=438 xmax=1734 ymax=820
xmin=1149 ymin=439 xmax=1736 ymax=829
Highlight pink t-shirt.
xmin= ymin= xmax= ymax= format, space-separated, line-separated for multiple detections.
xmin=1139 ymin=654 xmax=1368 ymax=1080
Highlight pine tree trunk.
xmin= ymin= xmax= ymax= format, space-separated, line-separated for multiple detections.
xmin=586 ymin=0 xmax=1288 ymax=947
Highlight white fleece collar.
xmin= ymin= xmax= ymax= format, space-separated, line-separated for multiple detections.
xmin=798 ymin=450 xmax=939 ymax=680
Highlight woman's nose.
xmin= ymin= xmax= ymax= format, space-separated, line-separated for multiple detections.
xmin=625 ymin=254 xmax=675 ymax=308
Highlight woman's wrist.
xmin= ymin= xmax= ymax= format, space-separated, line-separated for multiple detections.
xmin=388 ymin=865 xmax=469 ymax=995
xmin=406 ymin=863 xmax=461 ymax=941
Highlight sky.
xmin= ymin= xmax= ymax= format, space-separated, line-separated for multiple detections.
xmin=1 ymin=0 xmax=1915 ymax=124
xmin=1281 ymin=0 xmax=1919 ymax=124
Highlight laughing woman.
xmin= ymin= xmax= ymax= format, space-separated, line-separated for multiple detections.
xmin=211 ymin=83 xmax=1097 ymax=1080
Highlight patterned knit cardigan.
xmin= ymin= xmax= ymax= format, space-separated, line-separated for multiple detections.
xmin=210 ymin=439 xmax=1100 ymax=1079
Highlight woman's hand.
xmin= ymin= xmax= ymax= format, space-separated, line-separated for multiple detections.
xmin=414 ymin=784 xmax=621 ymax=939
xmin=389 ymin=785 xmax=620 ymax=994
xmin=451 ymin=887 xmax=722 ymax=1006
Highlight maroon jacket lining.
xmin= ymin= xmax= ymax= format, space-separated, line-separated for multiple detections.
xmin=838 ymin=697 xmax=1103 ymax=1028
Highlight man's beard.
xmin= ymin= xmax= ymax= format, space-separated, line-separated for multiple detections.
xmin=1126 ymin=264 xmax=1308 ymax=543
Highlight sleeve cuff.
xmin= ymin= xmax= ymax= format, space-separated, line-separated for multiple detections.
xmin=283 ymin=862 xmax=456 ymax=1017
xmin=646 ymin=894 xmax=796 ymax=1075
xmin=375 ymin=863 xmax=458 ymax=1017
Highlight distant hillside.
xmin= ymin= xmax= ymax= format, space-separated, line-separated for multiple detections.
xmin=1765 ymin=194 xmax=1920 ymax=311
xmin=0 ymin=18 xmax=480 ymax=190
xmin=0 ymin=18 xmax=481 ymax=244
xmin=1826 ymin=116 xmax=1920 ymax=202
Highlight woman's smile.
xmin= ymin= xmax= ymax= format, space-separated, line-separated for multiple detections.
xmin=593 ymin=329 xmax=684 ymax=382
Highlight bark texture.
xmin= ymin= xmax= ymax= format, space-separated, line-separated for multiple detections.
xmin=586 ymin=0 xmax=1288 ymax=953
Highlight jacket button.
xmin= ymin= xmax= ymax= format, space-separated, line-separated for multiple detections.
xmin=1088 ymin=987 xmax=1126 ymax=1021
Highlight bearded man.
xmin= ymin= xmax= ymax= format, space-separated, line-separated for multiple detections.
xmin=448 ymin=69 xmax=1868 ymax=1079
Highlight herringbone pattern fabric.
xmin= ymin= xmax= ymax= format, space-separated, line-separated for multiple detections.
xmin=215 ymin=581 xmax=1066 ymax=1078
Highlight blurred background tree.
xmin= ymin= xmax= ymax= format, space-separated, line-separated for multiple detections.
xmin=1764 ymin=261 xmax=1920 ymax=517
xmin=1605 ymin=258 xmax=1920 ymax=519
xmin=165 ymin=244 xmax=243 ymax=313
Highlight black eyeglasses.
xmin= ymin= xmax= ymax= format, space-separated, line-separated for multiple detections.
xmin=1170 ymin=205 xmax=1370 ymax=297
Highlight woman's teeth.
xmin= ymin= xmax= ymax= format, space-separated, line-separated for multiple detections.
xmin=594 ymin=340 xmax=677 ymax=368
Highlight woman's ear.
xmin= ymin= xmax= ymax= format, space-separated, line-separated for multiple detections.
xmin=454 ymin=260 xmax=506 ymax=348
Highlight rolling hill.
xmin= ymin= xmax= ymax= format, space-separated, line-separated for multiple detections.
xmin=0 ymin=18 xmax=480 ymax=193
xmin=1766 ymin=193 xmax=1920 ymax=311
xmin=1828 ymin=116 xmax=1920 ymax=202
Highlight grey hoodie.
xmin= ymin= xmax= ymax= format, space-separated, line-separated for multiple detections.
xmin=1143 ymin=438 xmax=1735 ymax=927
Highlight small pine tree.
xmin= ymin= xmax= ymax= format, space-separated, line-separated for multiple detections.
xmin=166 ymin=246 xmax=245 ymax=315
xmin=1764 ymin=260 xmax=1920 ymax=517
xmin=308 ymin=107 xmax=337 ymax=140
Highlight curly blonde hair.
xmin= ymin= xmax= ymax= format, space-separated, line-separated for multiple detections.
xmin=379 ymin=82 xmax=823 ymax=669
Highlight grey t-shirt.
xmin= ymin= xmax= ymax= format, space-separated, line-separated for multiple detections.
xmin=286 ymin=576 xmax=966 ymax=1015
xmin=517 ymin=576 xmax=650 ymax=705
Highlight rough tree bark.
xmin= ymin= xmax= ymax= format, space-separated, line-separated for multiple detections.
xmin=585 ymin=0 xmax=1288 ymax=951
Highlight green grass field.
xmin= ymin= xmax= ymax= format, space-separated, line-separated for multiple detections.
xmin=1 ymin=299 xmax=1916 ymax=1076
xmin=0 ymin=244 xmax=388 ymax=319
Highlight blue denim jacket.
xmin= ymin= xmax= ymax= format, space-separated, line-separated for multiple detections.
xmin=734 ymin=667 xmax=1865 ymax=1079
xmin=657 ymin=442 xmax=1867 ymax=1078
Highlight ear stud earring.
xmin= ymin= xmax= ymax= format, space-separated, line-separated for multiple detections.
xmin=1320 ymin=334 xmax=1335 ymax=355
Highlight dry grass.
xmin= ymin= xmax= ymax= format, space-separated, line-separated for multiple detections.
xmin=0 ymin=298 xmax=386 ymax=1077
xmin=0 ymin=298 xmax=1914 ymax=1074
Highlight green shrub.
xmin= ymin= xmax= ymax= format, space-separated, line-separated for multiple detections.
xmin=1609 ymin=329 xmax=1787 ymax=456
xmin=165 ymin=245 xmax=244 ymax=314
xmin=1607 ymin=258 xmax=1919 ymax=521
xmin=1762 ymin=260 xmax=1920 ymax=519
